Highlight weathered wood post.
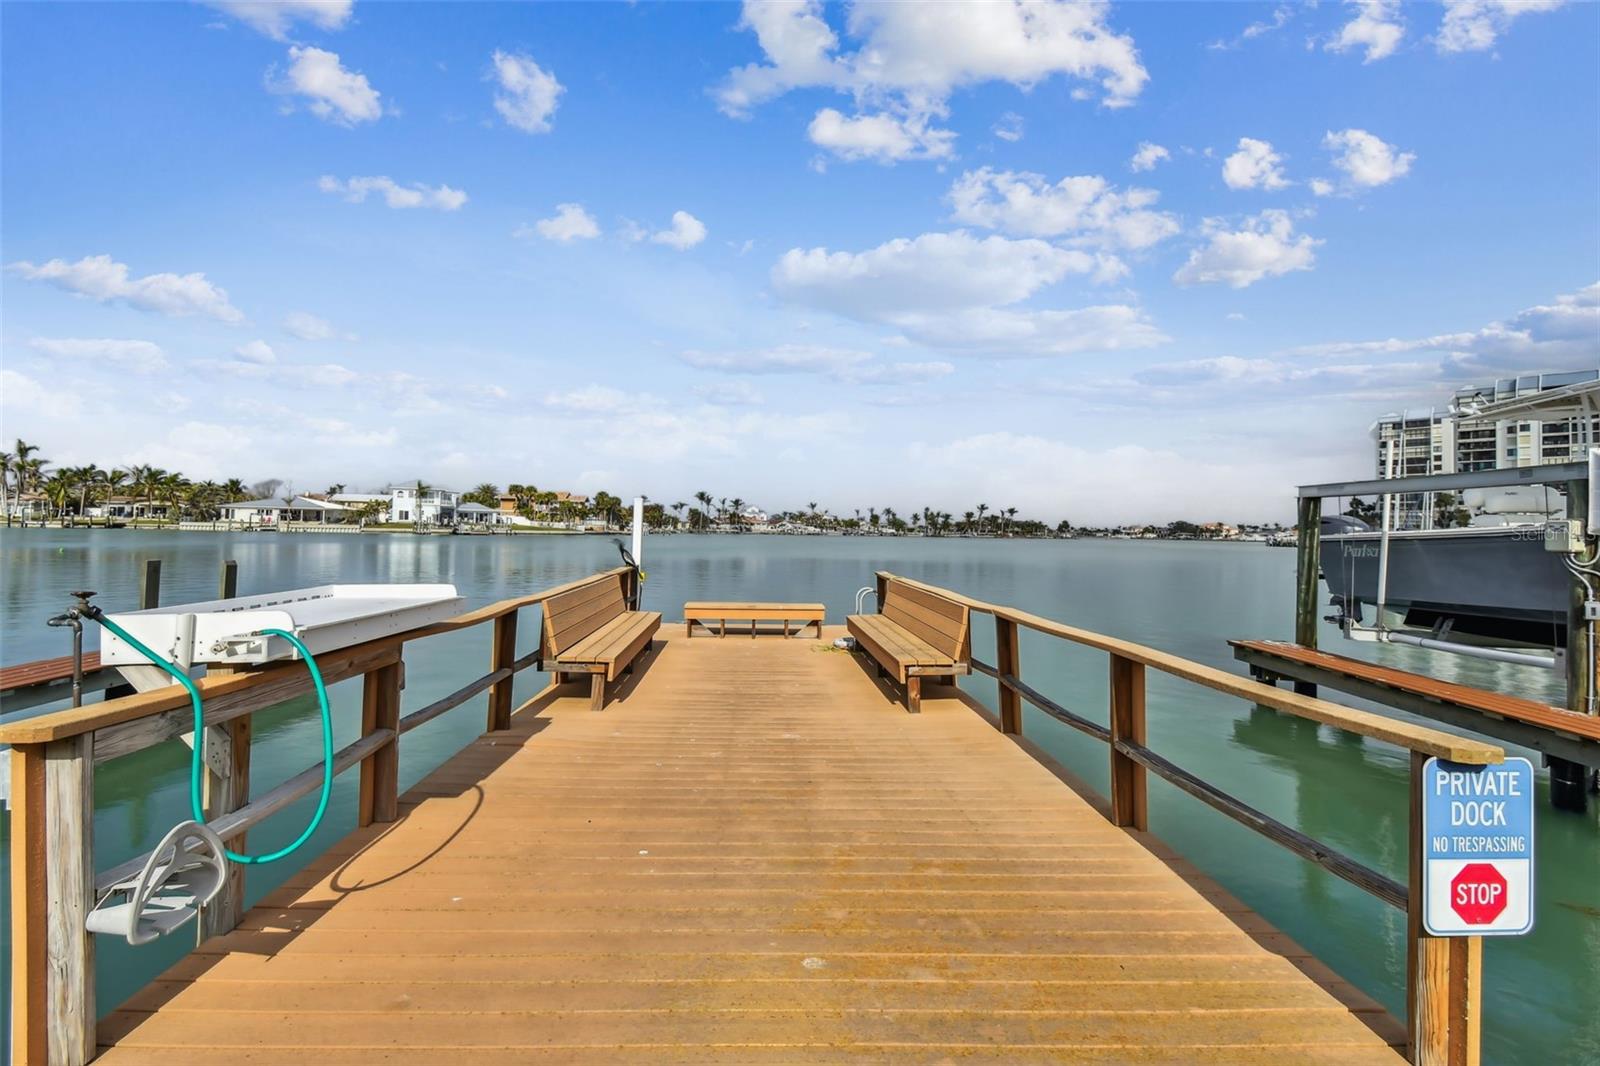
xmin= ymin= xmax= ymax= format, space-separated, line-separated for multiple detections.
xmin=218 ymin=558 xmax=239 ymax=600
xmin=1406 ymin=751 xmax=1482 ymax=1066
xmin=11 ymin=738 xmax=98 ymax=1066
xmin=200 ymin=678 xmax=250 ymax=940
xmin=996 ymin=616 xmax=1021 ymax=735
xmin=139 ymin=558 xmax=162 ymax=610
xmin=359 ymin=660 xmax=403 ymax=825
xmin=1108 ymin=654 xmax=1148 ymax=831
xmin=1554 ymin=479 xmax=1594 ymax=811
xmin=1293 ymin=495 xmax=1322 ymax=696
xmin=488 ymin=609 xmax=518 ymax=732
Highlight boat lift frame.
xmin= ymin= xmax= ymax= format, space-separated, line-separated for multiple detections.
xmin=1292 ymin=458 xmax=1597 ymax=811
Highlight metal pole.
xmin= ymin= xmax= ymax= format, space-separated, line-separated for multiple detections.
xmin=631 ymin=497 xmax=644 ymax=568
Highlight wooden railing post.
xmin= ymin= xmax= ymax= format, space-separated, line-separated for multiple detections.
xmin=1108 ymin=654 xmax=1148 ymax=831
xmin=11 ymin=744 xmax=47 ymax=1066
xmin=200 ymin=692 xmax=250 ymax=940
xmin=359 ymin=660 xmax=403 ymax=826
xmin=37 ymin=729 xmax=94 ymax=1062
xmin=218 ymin=558 xmax=239 ymax=599
xmin=996 ymin=616 xmax=1021 ymax=734
xmin=488 ymin=609 xmax=518 ymax=732
xmin=1407 ymin=751 xmax=1482 ymax=1065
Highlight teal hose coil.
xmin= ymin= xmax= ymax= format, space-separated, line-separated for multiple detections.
xmin=91 ymin=615 xmax=335 ymax=865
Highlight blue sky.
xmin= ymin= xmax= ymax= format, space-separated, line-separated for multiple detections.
xmin=2 ymin=0 xmax=1596 ymax=523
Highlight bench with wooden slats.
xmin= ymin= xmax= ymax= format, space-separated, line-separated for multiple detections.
xmin=846 ymin=579 xmax=971 ymax=712
xmin=541 ymin=573 xmax=661 ymax=711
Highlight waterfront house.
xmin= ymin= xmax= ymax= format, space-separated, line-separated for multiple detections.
xmin=456 ymin=502 xmax=510 ymax=527
xmin=220 ymin=495 xmax=351 ymax=525
xmin=329 ymin=492 xmax=393 ymax=522
xmin=386 ymin=486 xmax=459 ymax=525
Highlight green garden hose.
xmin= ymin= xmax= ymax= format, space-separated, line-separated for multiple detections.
xmin=88 ymin=611 xmax=334 ymax=865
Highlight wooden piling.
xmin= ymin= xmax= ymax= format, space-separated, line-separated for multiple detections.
xmin=1555 ymin=479 xmax=1595 ymax=811
xmin=218 ymin=559 xmax=238 ymax=600
xmin=1294 ymin=495 xmax=1322 ymax=697
xmin=138 ymin=559 xmax=161 ymax=610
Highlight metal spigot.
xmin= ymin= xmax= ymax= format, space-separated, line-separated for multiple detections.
xmin=47 ymin=592 xmax=96 ymax=707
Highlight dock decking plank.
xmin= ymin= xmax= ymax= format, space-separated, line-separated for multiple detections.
xmin=95 ymin=629 xmax=1402 ymax=1064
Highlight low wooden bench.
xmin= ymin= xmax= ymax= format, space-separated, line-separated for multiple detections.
xmin=541 ymin=573 xmax=661 ymax=711
xmin=847 ymin=579 xmax=971 ymax=713
xmin=684 ymin=602 xmax=825 ymax=639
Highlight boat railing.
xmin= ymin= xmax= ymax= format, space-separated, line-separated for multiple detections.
xmin=876 ymin=570 xmax=1504 ymax=1066
xmin=1 ymin=566 xmax=636 ymax=1066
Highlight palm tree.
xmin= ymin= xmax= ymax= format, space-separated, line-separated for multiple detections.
xmin=1004 ymin=507 xmax=1018 ymax=535
xmin=74 ymin=463 xmax=104 ymax=517
xmin=0 ymin=450 xmax=12 ymax=521
xmin=976 ymin=503 xmax=989 ymax=533
xmin=694 ymin=491 xmax=713 ymax=530
xmin=672 ymin=501 xmax=686 ymax=527
xmin=221 ymin=477 xmax=245 ymax=502
xmin=326 ymin=483 xmax=346 ymax=496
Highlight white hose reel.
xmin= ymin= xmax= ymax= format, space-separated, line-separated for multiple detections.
xmin=86 ymin=821 xmax=228 ymax=945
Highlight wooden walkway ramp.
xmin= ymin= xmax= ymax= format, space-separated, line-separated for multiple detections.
xmin=97 ymin=629 xmax=1404 ymax=1064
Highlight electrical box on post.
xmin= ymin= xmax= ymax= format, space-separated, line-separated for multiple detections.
xmin=1544 ymin=520 xmax=1585 ymax=554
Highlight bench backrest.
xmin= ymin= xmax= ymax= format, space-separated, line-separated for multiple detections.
xmin=542 ymin=573 xmax=628 ymax=657
xmin=882 ymin=580 xmax=971 ymax=662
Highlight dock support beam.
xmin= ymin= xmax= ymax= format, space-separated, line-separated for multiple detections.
xmin=1293 ymin=496 xmax=1322 ymax=697
xmin=1109 ymin=654 xmax=1148 ymax=832
xmin=1555 ymin=479 xmax=1595 ymax=813
xmin=359 ymin=661 xmax=402 ymax=826
xmin=1407 ymin=751 xmax=1482 ymax=1066
xmin=200 ymin=681 xmax=251 ymax=940
xmin=996 ymin=617 xmax=1021 ymax=734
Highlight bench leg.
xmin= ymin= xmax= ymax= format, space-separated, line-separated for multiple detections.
xmin=589 ymin=672 xmax=606 ymax=712
xmin=906 ymin=676 xmax=922 ymax=714
xmin=686 ymin=619 xmax=693 ymax=638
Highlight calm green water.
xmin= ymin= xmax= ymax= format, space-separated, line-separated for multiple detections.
xmin=2 ymin=529 xmax=1596 ymax=1062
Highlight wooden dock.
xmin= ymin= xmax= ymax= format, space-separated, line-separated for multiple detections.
xmin=7 ymin=569 xmax=1507 ymax=1065
xmin=89 ymin=629 xmax=1403 ymax=1064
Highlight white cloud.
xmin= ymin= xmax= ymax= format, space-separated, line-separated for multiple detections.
xmin=491 ymin=50 xmax=562 ymax=133
xmin=807 ymin=107 xmax=954 ymax=163
xmin=681 ymin=344 xmax=954 ymax=385
xmin=282 ymin=311 xmax=347 ymax=340
xmin=1209 ymin=4 xmax=1296 ymax=50
xmin=9 ymin=254 xmax=244 ymax=322
xmin=718 ymin=0 xmax=1148 ymax=161
xmin=1292 ymin=282 xmax=1599 ymax=376
xmin=947 ymin=167 xmax=1180 ymax=251
xmin=522 ymin=203 xmax=600 ymax=242
xmin=28 ymin=337 xmax=168 ymax=374
xmin=1129 ymin=142 xmax=1169 ymax=172
xmin=0 ymin=370 xmax=82 ymax=420
xmin=1221 ymin=137 xmax=1289 ymax=190
xmin=1437 ymin=0 xmax=1564 ymax=54
xmin=1328 ymin=0 xmax=1405 ymax=62
xmin=1173 ymin=210 xmax=1321 ymax=289
xmin=694 ymin=381 xmax=766 ymax=406
xmin=774 ymin=231 xmax=1093 ymax=316
xmin=275 ymin=45 xmax=382 ymax=125
xmin=993 ymin=112 xmax=1024 ymax=142
xmin=772 ymin=231 xmax=1164 ymax=356
xmin=204 ymin=1 xmax=352 ymax=41
xmin=1310 ymin=178 xmax=1336 ymax=197
xmin=1316 ymin=128 xmax=1415 ymax=195
xmin=650 ymin=211 xmax=707 ymax=250
xmin=318 ymin=175 xmax=467 ymax=210
xmin=906 ymin=432 xmax=1301 ymax=525
xmin=234 ymin=340 xmax=276 ymax=365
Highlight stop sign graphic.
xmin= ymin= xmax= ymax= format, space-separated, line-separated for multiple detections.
xmin=1450 ymin=863 xmax=1509 ymax=925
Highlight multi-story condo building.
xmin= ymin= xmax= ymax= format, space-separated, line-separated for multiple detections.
xmin=1373 ymin=370 xmax=1599 ymax=527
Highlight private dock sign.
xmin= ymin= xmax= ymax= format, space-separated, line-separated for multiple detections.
xmin=1422 ymin=756 xmax=1535 ymax=936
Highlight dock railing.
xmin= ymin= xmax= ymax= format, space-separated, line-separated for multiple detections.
xmin=2 ymin=566 xmax=637 ymax=1066
xmin=877 ymin=571 xmax=1504 ymax=1066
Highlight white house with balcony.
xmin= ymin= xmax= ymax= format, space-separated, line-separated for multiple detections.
xmin=385 ymin=486 xmax=460 ymax=525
